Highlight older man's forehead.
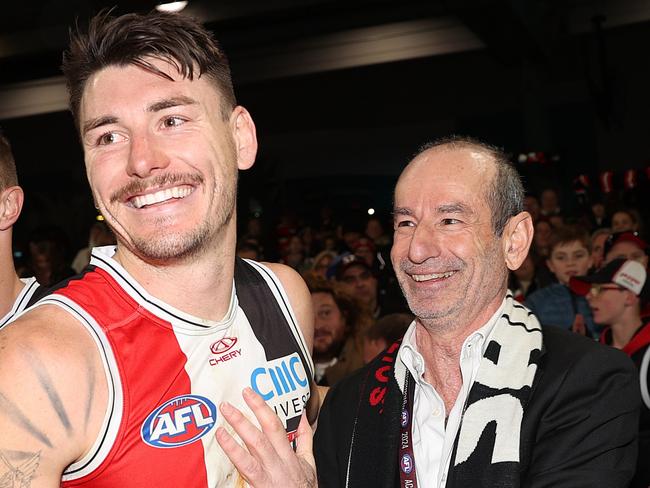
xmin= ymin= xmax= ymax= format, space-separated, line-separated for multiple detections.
xmin=403 ymin=145 xmax=493 ymax=179
xmin=396 ymin=147 xmax=495 ymax=199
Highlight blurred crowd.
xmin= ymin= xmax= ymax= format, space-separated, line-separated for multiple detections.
xmin=11 ymin=183 xmax=649 ymax=388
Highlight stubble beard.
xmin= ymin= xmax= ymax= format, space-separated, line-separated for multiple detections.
xmin=105 ymin=170 xmax=238 ymax=264
xmin=397 ymin=239 xmax=506 ymax=331
xmin=131 ymin=182 xmax=236 ymax=263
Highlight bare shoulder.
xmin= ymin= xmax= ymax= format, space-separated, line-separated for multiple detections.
xmin=0 ymin=304 xmax=107 ymax=485
xmin=263 ymin=262 xmax=313 ymax=351
xmin=263 ymin=262 xmax=308 ymax=293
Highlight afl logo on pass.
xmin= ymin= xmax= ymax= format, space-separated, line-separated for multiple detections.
xmin=141 ymin=395 xmax=217 ymax=448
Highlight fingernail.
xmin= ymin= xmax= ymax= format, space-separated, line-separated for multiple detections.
xmin=220 ymin=401 xmax=233 ymax=414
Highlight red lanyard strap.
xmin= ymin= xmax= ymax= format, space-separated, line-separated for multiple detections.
xmin=399 ymin=373 xmax=419 ymax=488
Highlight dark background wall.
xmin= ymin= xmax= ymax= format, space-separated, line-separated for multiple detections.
xmin=0 ymin=0 xmax=648 ymax=254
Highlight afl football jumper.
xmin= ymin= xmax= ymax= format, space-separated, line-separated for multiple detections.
xmin=0 ymin=277 xmax=42 ymax=328
xmin=31 ymin=246 xmax=313 ymax=487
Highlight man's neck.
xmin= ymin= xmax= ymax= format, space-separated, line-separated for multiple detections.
xmin=113 ymin=223 xmax=238 ymax=323
xmin=413 ymin=295 xmax=505 ymax=412
xmin=610 ymin=311 xmax=643 ymax=349
xmin=0 ymin=265 xmax=25 ymax=318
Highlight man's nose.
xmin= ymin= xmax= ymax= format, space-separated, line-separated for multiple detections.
xmin=126 ymin=133 xmax=171 ymax=178
xmin=408 ymin=223 xmax=441 ymax=264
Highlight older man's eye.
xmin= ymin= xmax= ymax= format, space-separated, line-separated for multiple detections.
xmin=442 ymin=218 xmax=460 ymax=225
xmin=396 ymin=220 xmax=414 ymax=228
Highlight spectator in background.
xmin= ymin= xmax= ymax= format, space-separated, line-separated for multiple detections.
xmin=523 ymin=194 xmax=540 ymax=222
xmin=338 ymin=219 xmax=363 ymax=253
xmin=612 ymin=208 xmax=641 ymax=233
xmin=365 ymin=216 xmax=391 ymax=249
xmin=540 ymin=187 xmax=561 ymax=217
xmin=71 ymin=220 xmax=115 ymax=273
xmin=591 ymin=227 xmax=612 ymax=271
xmin=282 ymin=234 xmax=306 ymax=270
xmin=335 ymin=254 xmax=380 ymax=318
xmin=526 ymin=226 xmax=596 ymax=337
xmin=236 ymin=240 xmax=261 ymax=261
xmin=509 ymin=252 xmax=539 ymax=302
xmin=308 ymin=250 xmax=337 ymax=280
xmin=531 ymin=218 xmax=555 ymax=287
xmin=321 ymin=233 xmax=338 ymax=253
xmin=309 ymin=278 xmax=367 ymax=386
xmin=21 ymin=226 xmax=75 ymax=287
xmin=589 ymin=200 xmax=610 ymax=230
xmin=605 ymin=231 xmax=649 ymax=268
xmin=570 ymin=259 xmax=649 ymax=488
xmin=352 ymin=236 xmax=376 ymax=268
xmin=548 ymin=214 xmax=564 ymax=229
xmin=239 ymin=216 xmax=267 ymax=258
xmin=532 ymin=219 xmax=553 ymax=258
xmin=362 ymin=312 xmax=412 ymax=363
xmin=334 ymin=252 xmax=408 ymax=320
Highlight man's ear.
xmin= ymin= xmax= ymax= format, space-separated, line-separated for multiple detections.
xmin=502 ymin=211 xmax=534 ymax=271
xmin=230 ymin=106 xmax=257 ymax=170
xmin=623 ymin=290 xmax=639 ymax=308
xmin=0 ymin=186 xmax=24 ymax=231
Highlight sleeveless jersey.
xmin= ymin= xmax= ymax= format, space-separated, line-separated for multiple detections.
xmin=0 ymin=277 xmax=42 ymax=328
xmin=33 ymin=246 xmax=313 ymax=487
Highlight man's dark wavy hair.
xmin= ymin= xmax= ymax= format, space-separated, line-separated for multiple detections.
xmin=62 ymin=10 xmax=236 ymax=128
xmin=0 ymin=131 xmax=18 ymax=191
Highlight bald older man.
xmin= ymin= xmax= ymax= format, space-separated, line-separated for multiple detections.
xmin=313 ymin=137 xmax=640 ymax=488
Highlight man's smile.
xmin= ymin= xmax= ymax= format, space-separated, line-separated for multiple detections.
xmin=410 ymin=270 xmax=457 ymax=282
xmin=129 ymin=185 xmax=194 ymax=209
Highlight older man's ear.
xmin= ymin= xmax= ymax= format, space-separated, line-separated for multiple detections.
xmin=502 ymin=211 xmax=534 ymax=272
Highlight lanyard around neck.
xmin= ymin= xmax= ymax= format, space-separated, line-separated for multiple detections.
xmin=399 ymin=373 xmax=419 ymax=488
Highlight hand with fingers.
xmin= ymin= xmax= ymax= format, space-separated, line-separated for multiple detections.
xmin=216 ymin=387 xmax=318 ymax=488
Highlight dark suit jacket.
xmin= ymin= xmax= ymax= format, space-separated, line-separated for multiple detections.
xmin=314 ymin=326 xmax=640 ymax=488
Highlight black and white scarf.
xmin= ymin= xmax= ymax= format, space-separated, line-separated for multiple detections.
xmin=346 ymin=294 xmax=543 ymax=488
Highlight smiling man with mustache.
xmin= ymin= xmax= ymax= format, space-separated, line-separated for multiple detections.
xmin=0 ymin=10 xmax=317 ymax=488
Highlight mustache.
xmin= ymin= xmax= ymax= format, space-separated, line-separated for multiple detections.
xmin=109 ymin=173 xmax=204 ymax=204
xmin=397 ymin=258 xmax=463 ymax=274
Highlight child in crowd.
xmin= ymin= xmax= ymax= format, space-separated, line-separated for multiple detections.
xmin=525 ymin=226 xmax=597 ymax=337
xmin=361 ymin=312 xmax=413 ymax=363
xmin=569 ymin=259 xmax=649 ymax=488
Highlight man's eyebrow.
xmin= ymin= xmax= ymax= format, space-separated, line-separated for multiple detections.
xmin=147 ymin=96 xmax=198 ymax=113
xmin=437 ymin=203 xmax=471 ymax=214
xmin=392 ymin=207 xmax=413 ymax=217
xmin=82 ymin=96 xmax=198 ymax=136
xmin=82 ymin=116 xmax=118 ymax=136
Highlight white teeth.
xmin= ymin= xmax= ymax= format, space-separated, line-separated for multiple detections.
xmin=131 ymin=186 xmax=192 ymax=209
xmin=411 ymin=271 xmax=455 ymax=282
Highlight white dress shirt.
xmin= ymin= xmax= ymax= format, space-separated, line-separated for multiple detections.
xmin=397 ymin=299 xmax=506 ymax=488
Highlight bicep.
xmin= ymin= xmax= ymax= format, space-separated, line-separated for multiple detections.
xmin=0 ymin=312 xmax=105 ymax=485
xmin=0 ymin=341 xmax=71 ymax=485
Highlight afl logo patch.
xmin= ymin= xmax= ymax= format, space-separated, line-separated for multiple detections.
xmin=401 ymin=453 xmax=414 ymax=474
xmin=210 ymin=337 xmax=238 ymax=354
xmin=141 ymin=395 xmax=217 ymax=448
xmin=400 ymin=409 xmax=409 ymax=428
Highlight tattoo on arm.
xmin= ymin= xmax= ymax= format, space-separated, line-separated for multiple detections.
xmin=0 ymin=392 xmax=52 ymax=448
xmin=83 ymin=351 xmax=96 ymax=430
xmin=0 ymin=450 xmax=41 ymax=487
xmin=24 ymin=349 xmax=72 ymax=434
